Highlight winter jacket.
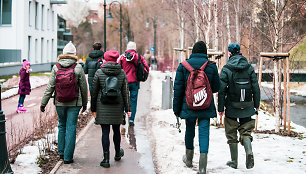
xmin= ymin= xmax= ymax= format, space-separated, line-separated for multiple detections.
xmin=41 ymin=55 xmax=88 ymax=107
xmin=18 ymin=68 xmax=31 ymax=95
xmin=173 ymin=53 xmax=220 ymax=119
xmin=90 ymin=62 xmax=130 ymax=125
xmin=218 ymin=53 xmax=260 ymax=118
xmin=118 ymin=50 xmax=150 ymax=83
xmin=83 ymin=50 xmax=104 ymax=86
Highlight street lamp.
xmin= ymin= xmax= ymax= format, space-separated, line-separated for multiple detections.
xmin=107 ymin=1 xmax=122 ymax=55
xmin=146 ymin=17 xmax=157 ymax=58
xmin=0 ymin=85 xmax=13 ymax=174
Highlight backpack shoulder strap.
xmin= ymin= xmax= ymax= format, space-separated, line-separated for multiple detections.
xmin=138 ymin=54 xmax=142 ymax=65
xmin=181 ymin=61 xmax=194 ymax=72
xmin=70 ymin=63 xmax=78 ymax=69
xmin=56 ymin=63 xmax=61 ymax=69
xmin=199 ymin=61 xmax=209 ymax=71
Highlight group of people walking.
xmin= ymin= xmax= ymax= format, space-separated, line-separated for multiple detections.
xmin=38 ymin=41 xmax=149 ymax=166
xmin=173 ymin=41 xmax=260 ymax=174
xmin=15 ymin=38 xmax=259 ymax=173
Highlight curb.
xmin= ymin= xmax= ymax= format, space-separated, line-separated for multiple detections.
xmin=49 ymin=117 xmax=95 ymax=174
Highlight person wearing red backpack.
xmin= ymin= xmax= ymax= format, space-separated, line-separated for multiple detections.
xmin=40 ymin=41 xmax=88 ymax=164
xmin=173 ymin=41 xmax=220 ymax=174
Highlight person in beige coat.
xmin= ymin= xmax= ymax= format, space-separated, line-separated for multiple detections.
xmin=40 ymin=41 xmax=88 ymax=164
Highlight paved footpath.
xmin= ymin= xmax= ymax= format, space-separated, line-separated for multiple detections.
xmin=54 ymin=78 xmax=154 ymax=174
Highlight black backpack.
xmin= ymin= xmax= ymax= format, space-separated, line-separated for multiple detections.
xmin=224 ymin=64 xmax=253 ymax=109
xmin=134 ymin=54 xmax=149 ymax=82
xmin=100 ymin=76 xmax=121 ymax=104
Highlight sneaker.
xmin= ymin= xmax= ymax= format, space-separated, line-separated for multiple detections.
xmin=19 ymin=104 xmax=27 ymax=112
xmin=16 ymin=107 xmax=25 ymax=113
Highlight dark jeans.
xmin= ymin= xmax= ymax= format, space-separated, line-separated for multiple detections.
xmin=101 ymin=124 xmax=121 ymax=153
xmin=128 ymin=82 xmax=139 ymax=122
xmin=56 ymin=106 xmax=81 ymax=161
xmin=185 ymin=118 xmax=210 ymax=153
xmin=18 ymin=95 xmax=26 ymax=106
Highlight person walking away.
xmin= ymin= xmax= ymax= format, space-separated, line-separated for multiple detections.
xmin=40 ymin=41 xmax=88 ymax=164
xmin=91 ymin=50 xmax=131 ymax=168
xmin=218 ymin=42 xmax=260 ymax=169
xmin=173 ymin=41 xmax=220 ymax=174
xmin=118 ymin=41 xmax=149 ymax=126
xmin=143 ymin=49 xmax=152 ymax=68
xmin=84 ymin=42 xmax=104 ymax=91
xmin=17 ymin=60 xmax=32 ymax=113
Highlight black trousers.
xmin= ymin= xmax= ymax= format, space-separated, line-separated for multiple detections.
xmin=101 ymin=124 xmax=121 ymax=153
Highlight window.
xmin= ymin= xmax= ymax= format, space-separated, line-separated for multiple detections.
xmin=47 ymin=40 xmax=49 ymax=62
xmin=35 ymin=2 xmax=38 ymax=29
xmin=41 ymin=5 xmax=44 ymax=30
xmin=35 ymin=39 xmax=38 ymax=63
xmin=52 ymin=11 xmax=54 ymax=31
xmin=51 ymin=39 xmax=54 ymax=60
xmin=41 ymin=38 xmax=44 ymax=63
xmin=0 ymin=0 xmax=12 ymax=25
xmin=28 ymin=1 xmax=31 ymax=27
xmin=28 ymin=36 xmax=31 ymax=61
xmin=47 ymin=8 xmax=50 ymax=30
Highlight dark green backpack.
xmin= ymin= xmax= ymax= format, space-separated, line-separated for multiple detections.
xmin=224 ymin=64 xmax=253 ymax=109
xmin=100 ymin=76 xmax=121 ymax=104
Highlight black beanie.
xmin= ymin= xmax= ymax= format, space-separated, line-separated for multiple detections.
xmin=192 ymin=41 xmax=207 ymax=54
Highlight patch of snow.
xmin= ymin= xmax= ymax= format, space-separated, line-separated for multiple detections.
xmin=149 ymin=72 xmax=306 ymax=174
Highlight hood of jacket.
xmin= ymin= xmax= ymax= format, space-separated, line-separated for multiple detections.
xmin=101 ymin=62 xmax=122 ymax=76
xmin=89 ymin=50 xmax=104 ymax=59
xmin=226 ymin=54 xmax=249 ymax=70
xmin=189 ymin=53 xmax=208 ymax=59
xmin=57 ymin=54 xmax=78 ymax=67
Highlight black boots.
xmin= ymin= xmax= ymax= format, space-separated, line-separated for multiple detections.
xmin=243 ymin=138 xmax=254 ymax=169
xmin=100 ymin=151 xmax=110 ymax=168
xmin=198 ymin=153 xmax=207 ymax=174
xmin=183 ymin=149 xmax=194 ymax=167
xmin=226 ymin=143 xmax=238 ymax=169
xmin=114 ymin=148 xmax=124 ymax=161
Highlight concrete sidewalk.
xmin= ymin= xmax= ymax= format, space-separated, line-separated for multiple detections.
xmin=54 ymin=120 xmax=146 ymax=174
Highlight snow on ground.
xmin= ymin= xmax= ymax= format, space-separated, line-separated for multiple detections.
xmin=10 ymin=129 xmax=58 ymax=174
xmin=149 ymin=71 xmax=306 ymax=174
xmin=261 ymin=82 xmax=306 ymax=97
xmin=1 ymin=76 xmax=50 ymax=99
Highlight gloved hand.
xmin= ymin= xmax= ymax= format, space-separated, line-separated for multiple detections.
xmin=82 ymin=106 xmax=87 ymax=113
xmin=40 ymin=106 xmax=45 ymax=112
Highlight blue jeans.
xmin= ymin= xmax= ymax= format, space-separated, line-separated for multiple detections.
xmin=56 ymin=106 xmax=81 ymax=161
xmin=185 ymin=118 xmax=210 ymax=153
xmin=128 ymin=82 xmax=139 ymax=122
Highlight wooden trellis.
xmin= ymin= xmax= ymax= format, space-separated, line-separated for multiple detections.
xmin=258 ymin=52 xmax=290 ymax=134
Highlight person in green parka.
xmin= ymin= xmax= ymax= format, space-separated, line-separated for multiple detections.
xmin=218 ymin=42 xmax=260 ymax=169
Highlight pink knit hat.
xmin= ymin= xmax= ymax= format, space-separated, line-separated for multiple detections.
xmin=104 ymin=50 xmax=119 ymax=63
xmin=23 ymin=60 xmax=30 ymax=69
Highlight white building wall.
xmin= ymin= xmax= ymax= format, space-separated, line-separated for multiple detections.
xmin=24 ymin=0 xmax=58 ymax=64
xmin=0 ymin=0 xmax=58 ymax=65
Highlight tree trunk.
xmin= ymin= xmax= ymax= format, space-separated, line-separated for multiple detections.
xmin=176 ymin=0 xmax=184 ymax=63
xmin=274 ymin=0 xmax=280 ymax=133
xmin=214 ymin=0 xmax=218 ymax=51
xmin=205 ymin=0 xmax=211 ymax=47
xmin=226 ymin=0 xmax=231 ymax=45
xmin=234 ymin=0 xmax=240 ymax=42
xmin=193 ymin=0 xmax=199 ymax=42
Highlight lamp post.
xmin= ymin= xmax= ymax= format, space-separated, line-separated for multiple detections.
xmin=146 ymin=17 xmax=157 ymax=58
xmin=107 ymin=1 xmax=122 ymax=54
xmin=0 ymin=85 xmax=13 ymax=174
